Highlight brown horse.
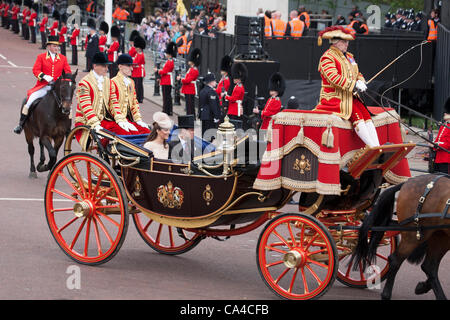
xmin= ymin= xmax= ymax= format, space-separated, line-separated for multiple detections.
xmin=24 ymin=70 xmax=78 ymax=178
xmin=352 ymin=174 xmax=450 ymax=300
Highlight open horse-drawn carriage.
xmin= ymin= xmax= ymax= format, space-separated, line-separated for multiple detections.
xmin=45 ymin=106 xmax=416 ymax=300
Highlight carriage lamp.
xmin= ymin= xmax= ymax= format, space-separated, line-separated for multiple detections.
xmin=217 ymin=116 xmax=236 ymax=177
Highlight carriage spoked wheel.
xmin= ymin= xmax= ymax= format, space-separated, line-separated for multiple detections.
xmin=45 ymin=153 xmax=128 ymax=265
xmin=132 ymin=212 xmax=203 ymax=255
xmin=336 ymin=234 xmax=398 ymax=288
xmin=65 ymin=125 xmax=100 ymax=157
xmin=257 ymin=213 xmax=338 ymax=300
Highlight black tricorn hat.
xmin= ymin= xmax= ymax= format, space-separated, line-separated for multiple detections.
xmin=116 ymin=54 xmax=134 ymax=65
xmin=87 ymin=18 xmax=96 ymax=30
xmin=231 ymin=62 xmax=248 ymax=82
xmin=188 ymin=48 xmax=201 ymax=67
xmin=220 ymin=55 xmax=233 ymax=73
xmin=165 ymin=41 xmax=177 ymax=57
xmin=129 ymin=30 xmax=140 ymax=42
xmin=268 ymin=72 xmax=286 ymax=97
xmin=134 ymin=35 xmax=146 ymax=50
xmin=92 ymin=52 xmax=111 ymax=65
xmin=110 ymin=25 xmax=121 ymax=38
xmin=46 ymin=35 xmax=60 ymax=46
xmin=177 ymin=115 xmax=195 ymax=129
xmin=100 ymin=21 xmax=109 ymax=34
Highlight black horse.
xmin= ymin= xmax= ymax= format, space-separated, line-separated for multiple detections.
xmin=23 ymin=70 xmax=78 ymax=178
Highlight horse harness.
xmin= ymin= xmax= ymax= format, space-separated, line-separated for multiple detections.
xmin=398 ymin=174 xmax=450 ymax=240
xmin=52 ymin=77 xmax=74 ymax=115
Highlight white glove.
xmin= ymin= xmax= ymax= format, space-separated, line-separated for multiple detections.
xmin=94 ymin=124 xmax=103 ymax=133
xmin=214 ymin=118 xmax=220 ymax=123
xmin=43 ymin=75 xmax=54 ymax=83
xmin=136 ymin=120 xmax=149 ymax=129
xmin=118 ymin=121 xmax=138 ymax=132
xmin=355 ymin=80 xmax=367 ymax=92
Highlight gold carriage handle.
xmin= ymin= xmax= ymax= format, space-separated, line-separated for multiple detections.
xmin=110 ymin=142 xmax=141 ymax=168
xmin=192 ymin=161 xmax=236 ymax=179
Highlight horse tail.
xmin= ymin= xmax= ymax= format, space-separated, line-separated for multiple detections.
xmin=352 ymin=182 xmax=404 ymax=270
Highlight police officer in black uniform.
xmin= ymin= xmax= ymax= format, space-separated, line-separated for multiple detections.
xmin=199 ymin=73 xmax=221 ymax=140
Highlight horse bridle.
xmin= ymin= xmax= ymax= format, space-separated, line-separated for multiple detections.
xmin=52 ymin=77 xmax=74 ymax=115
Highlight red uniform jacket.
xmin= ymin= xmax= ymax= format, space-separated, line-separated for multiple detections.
xmin=28 ymin=12 xmax=37 ymax=26
xmin=132 ymin=52 xmax=145 ymax=78
xmin=158 ymin=59 xmax=174 ymax=86
xmin=22 ymin=8 xmax=29 ymax=24
xmin=181 ymin=67 xmax=198 ymax=95
xmin=12 ymin=5 xmax=19 ymax=20
xmin=27 ymin=52 xmax=72 ymax=97
xmin=3 ymin=4 xmax=9 ymax=18
xmin=128 ymin=46 xmax=136 ymax=58
xmin=216 ymin=76 xmax=230 ymax=106
xmin=107 ymin=40 xmax=119 ymax=62
xmin=49 ymin=21 xmax=59 ymax=36
xmin=39 ymin=16 xmax=48 ymax=32
xmin=59 ymin=26 xmax=67 ymax=43
xmin=434 ymin=123 xmax=450 ymax=164
xmin=70 ymin=28 xmax=80 ymax=46
xmin=226 ymin=83 xmax=245 ymax=116
xmin=260 ymin=97 xmax=282 ymax=130
xmin=99 ymin=35 xmax=107 ymax=52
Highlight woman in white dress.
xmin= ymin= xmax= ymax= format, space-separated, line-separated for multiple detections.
xmin=143 ymin=112 xmax=173 ymax=159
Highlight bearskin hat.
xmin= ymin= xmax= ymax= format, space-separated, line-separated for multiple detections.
xmin=134 ymin=35 xmax=146 ymax=50
xmin=31 ymin=3 xmax=38 ymax=11
xmin=188 ymin=48 xmax=201 ymax=67
xmin=99 ymin=21 xmax=109 ymax=34
xmin=220 ymin=55 xmax=233 ymax=74
xmin=231 ymin=62 xmax=248 ymax=82
xmin=52 ymin=9 xmax=60 ymax=21
xmin=165 ymin=41 xmax=177 ymax=57
xmin=268 ymin=72 xmax=286 ymax=97
xmin=87 ymin=18 xmax=96 ymax=30
xmin=24 ymin=0 xmax=32 ymax=8
xmin=445 ymin=97 xmax=450 ymax=114
xmin=110 ymin=25 xmax=120 ymax=39
xmin=42 ymin=6 xmax=49 ymax=14
xmin=129 ymin=30 xmax=140 ymax=42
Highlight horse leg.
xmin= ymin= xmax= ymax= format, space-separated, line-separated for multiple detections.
xmin=26 ymin=137 xmax=37 ymax=179
xmin=37 ymin=136 xmax=56 ymax=172
xmin=381 ymin=237 xmax=422 ymax=300
xmin=415 ymin=232 xmax=449 ymax=300
xmin=37 ymin=139 xmax=45 ymax=169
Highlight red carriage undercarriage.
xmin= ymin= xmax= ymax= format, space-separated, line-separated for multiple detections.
xmin=45 ymin=107 xmax=415 ymax=300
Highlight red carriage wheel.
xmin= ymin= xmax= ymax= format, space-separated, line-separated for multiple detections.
xmin=337 ymin=234 xmax=398 ymax=288
xmin=257 ymin=213 xmax=338 ymax=300
xmin=45 ymin=153 xmax=128 ymax=265
xmin=132 ymin=212 xmax=203 ymax=255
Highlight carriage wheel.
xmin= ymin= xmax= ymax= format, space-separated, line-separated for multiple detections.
xmin=132 ymin=212 xmax=203 ymax=255
xmin=45 ymin=153 xmax=128 ymax=265
xmin=257 ymin=213 xmax=338 ymax=300
xmin=65 ymin=125 xmax=98 ymax=156
xmin=336 ymin=234 xmax=398 ymax=288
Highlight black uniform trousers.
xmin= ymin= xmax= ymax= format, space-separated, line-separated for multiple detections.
xmin=60 ymin=41 xmax=66 ymax=57
xmin=185 ymin=94 xmax=195 ymax=117
xmin=40 ymin=31 xmax=47 ymax=48
xmin=12 ymin=19 xmax=19 ymax=33
xmin=132 ymin=77 xmax=144 ymax=103
xmin=71 ymin=44 xmax=78 ymax=65
xmin=30 ymin=26 xmax=36 ymax=43
xmin=161 ymin=85 xmax=173 ymax=115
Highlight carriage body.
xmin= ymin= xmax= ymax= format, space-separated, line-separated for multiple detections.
xmin=46 ymin=107 xmax=415 ymax=299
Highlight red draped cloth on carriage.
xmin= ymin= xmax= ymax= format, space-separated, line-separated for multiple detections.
xmin=253 ymin=107 xmax=411 ymax=195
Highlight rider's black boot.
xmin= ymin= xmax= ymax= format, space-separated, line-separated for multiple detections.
xmin=13 ymin=113 xmax=28 ymax=134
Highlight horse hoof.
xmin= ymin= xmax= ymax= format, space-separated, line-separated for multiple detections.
xmin=415 ymin=281 xmax=431 ymax=295
xmin=37 ymin=164 xmax=48 ymax=172
xmin=29 ymin=172 xmax=38 ymax=179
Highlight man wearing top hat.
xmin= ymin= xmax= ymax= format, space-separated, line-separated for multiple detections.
xmin=84 ymin=18 xmax=99 ymax=72
xmin=154 ymin=41 xmax=177 ymax=116
xmin=14 ymin=35 xmax=72 ymax=134
xmin=169 ymin=115 xmax=200 ymax=163
xmin=131 ymin=35 xmax=146 ymax=103
xmin=178 ymin=48 xmax=201 ymax=117
xmin=75 ymin=52 xmax=136 ymax=136
xmin=111 ymin=53 xmax=150 ymax=135
xmin=199 ymin=72 xmax=221 ymax=139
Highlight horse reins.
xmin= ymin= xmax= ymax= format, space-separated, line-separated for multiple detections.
xmin=52 ymin=78 xmax=73 ymax=115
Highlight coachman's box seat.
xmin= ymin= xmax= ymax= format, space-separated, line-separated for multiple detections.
xmin=253 ymin=107 xmax=413 ymax=195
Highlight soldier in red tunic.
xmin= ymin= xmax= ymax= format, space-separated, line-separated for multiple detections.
xmin=179 ymin=48 xmax=201 ymax=117
xmin=154 ymin=42 xmax=176 ymax=116
xmin=14 ymin=35 xmax=72 ymax=134
xmin=314 ymin=26 xmax=379 ymax=147
xmin=225 ymin=62 xmax=247 ymax=120
xmin=28 ymin=3 xmax=37 ymax=43
xmin=58 ymin=18 xmax=68 ymax=57
xmin=98 ymin=21 xmax=109 ymax=52
xmin=39 ymin=6 xmax=48 ymax=49
xmin=69 ymin=23 xmax=80 ymax=65
xmin=434 ymin=99 xmax=450 ymax=174
xmin=131 ymin=35 xmax=146 ymax=103
xmin=216 ymin=55 xmax=232 ymax=111
xmin=107 ymin=25 xmax=120 ymax=78
xmin=255 ymin=72 xmax=285 ymax=130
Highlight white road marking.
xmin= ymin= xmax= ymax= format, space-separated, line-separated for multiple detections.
xmin=0 ymin=54 xmax=6 ymax=59
xmin=0 ymin=65 xmax=32 ymax=69
xmin=7 ymin=60 xmax=17 ymax=67
xmin=0 ymin=198 xmax=71 ymax=202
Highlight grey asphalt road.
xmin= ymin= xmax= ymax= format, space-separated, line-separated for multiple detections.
xmin=0 ymin=26 xmax=448 ymax=303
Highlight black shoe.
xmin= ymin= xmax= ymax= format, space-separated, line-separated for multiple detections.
xmin=13 ymin=113 xmax=28 ymax=134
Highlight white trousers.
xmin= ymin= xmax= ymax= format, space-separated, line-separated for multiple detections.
xmin=24 ymin=85 xmax=52 ymax=111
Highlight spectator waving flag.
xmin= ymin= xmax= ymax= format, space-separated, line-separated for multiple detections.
xmin=177 ymin=0 xmax=188 ymax=22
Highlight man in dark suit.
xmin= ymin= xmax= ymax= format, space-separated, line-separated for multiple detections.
xmin=199 ymin=73 xmax=221 ymax=141
xmin=169 ymin=115 xmax=201 ymax=163
xmin=84 ymin=18 xmax=99 ymax=72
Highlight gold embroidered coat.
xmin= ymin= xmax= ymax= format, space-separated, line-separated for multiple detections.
xmin=111 ymin=72 xmax=143 ymax=122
